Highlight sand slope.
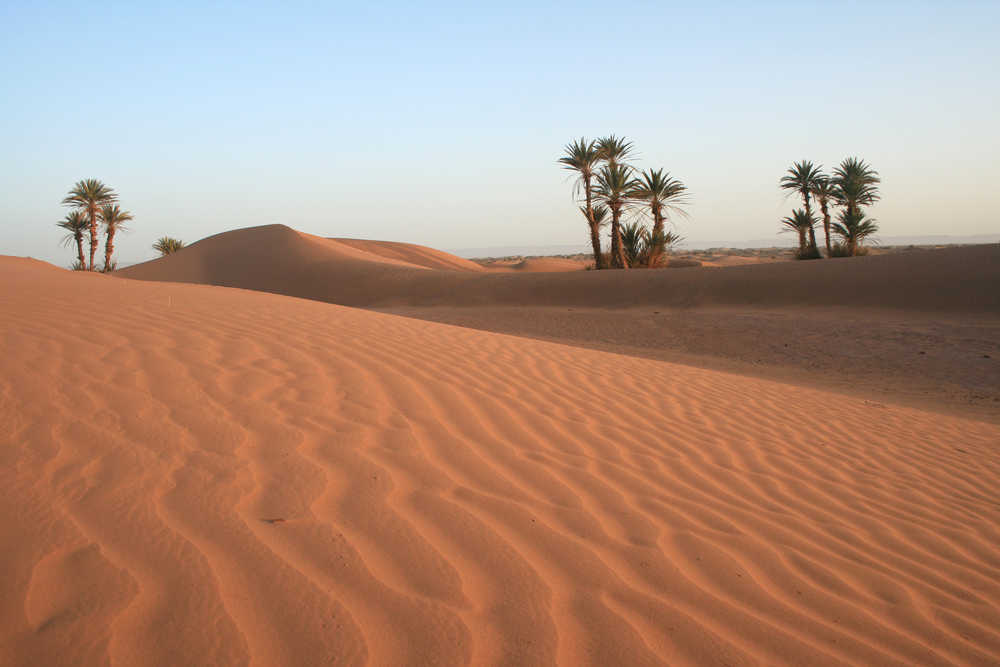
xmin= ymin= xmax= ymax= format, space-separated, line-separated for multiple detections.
xmin=121 ymin=225 xmax=1000 ymax=313
xmin=3 ymin=256 xmax=1000 ymax=666
xmin=330 ymin=238 xmax=486 ymax=272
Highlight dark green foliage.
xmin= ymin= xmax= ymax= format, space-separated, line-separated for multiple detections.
xmin=153 ymin=237 xmax=185 ymax=256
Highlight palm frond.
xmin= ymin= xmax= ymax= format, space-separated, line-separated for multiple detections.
xmin=596 ymin=134 xmax=634 ymax=166
xmin=153 ymin=236 xmax=185 ymax=256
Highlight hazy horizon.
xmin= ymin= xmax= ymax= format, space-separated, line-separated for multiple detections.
xmin=3 ymin=1 xmax=999 ymax=267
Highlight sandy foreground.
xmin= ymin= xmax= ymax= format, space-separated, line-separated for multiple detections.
xmin=2 ymin=252 xmax=999 ymax=666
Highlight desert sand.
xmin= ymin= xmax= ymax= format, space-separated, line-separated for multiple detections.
xmin=121 ymin=225 xmax=1000 ymax=420
xmin=3 ymin=229 xmax=1000 ymax=666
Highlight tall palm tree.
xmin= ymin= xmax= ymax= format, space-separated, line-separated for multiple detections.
xmin=153 ymin=236 xmax=185 ymax=256
xmin=780 ymin=208 xmax=818 ymax=258
xmin=780 ymin=161 xmax=822 ymax=255
xmin=832 ymin=157 xmax=880 ymax=218
xmin=832 ymin=209 xmax=878 ymax=256
xmin=596 ymin=135 xmax=634 ymax=168
xmin=810 ymin=175 xmax=836 ymax=256
xmin=559 ymin=138 xmax=604 ymax=269
xmin=62 ymin=179 xmax=117 ymax=270
xmin=593 ymin=163 xmax=636 ymax=269
xmin=57 ymin=210 xmax=89 ymax=269
xmin=100 ymin=204 xmax=134 ymax=272
xmin=631 ymin=168 xmax=687 ymax=267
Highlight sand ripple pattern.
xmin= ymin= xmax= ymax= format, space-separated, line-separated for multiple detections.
xmin=1 ymin=259 xmax=999 ymax=666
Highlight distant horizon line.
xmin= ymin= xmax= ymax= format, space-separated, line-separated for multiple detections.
xmin=446 ymin=233 xmax=1000 ymax=258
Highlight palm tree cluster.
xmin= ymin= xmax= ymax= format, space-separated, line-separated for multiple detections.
xmin=58 ymin=179 xmax=133 ymax=271
xmin=780 ymin=158 xmax=880 ymax=259
xmin=559 ymin=136 xmax=688 ymax=269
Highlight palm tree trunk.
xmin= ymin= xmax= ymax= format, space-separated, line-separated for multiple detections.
xmin=104 ymin=230 xmax=115 ymax=272
xmin=649 ymin=206 xmax=664 ymax=267
xmin=610 ymin=207 xmax=626 ymax=269
xmin=820 ymin=201 xmax=831 ymax=256
xmin=803 ymin=193 xmax=818 ymax=252
xmin=88 ymin=205 xmax=98 ymax=271
xmin=585 ymin=175 xmax=603 ymax=269
xmin=74 ymin=233 xmax=86 ymax=268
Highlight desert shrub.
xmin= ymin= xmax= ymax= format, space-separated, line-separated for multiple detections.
xmin=829 ymin=242 xmax=870 ymax=258
xmin=829 ymin=242 xmax=851 ymax=257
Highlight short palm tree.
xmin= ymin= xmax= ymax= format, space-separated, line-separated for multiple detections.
xmin=100 ymin=204 xmax=134 ymax=272
xmin=559 ymin=138 xmax=604 ymax=269
xmin=631 ymin=168 xmax=687 ymax=267
xmin=810 ymin=175 xmax=836 ymax=256
xmin=593 ymin=163 xmax=636 ymax=269
xmin=780 ymin=208 xmax=819 ymax=259
xmin=620 ymin=221 xmax=647 ymax=268
xmin=596 ymin=135 xmax=634 ymax=168
xmin=62 ymin=179 xmax=118 ymax=270
xmin=153 ymin=236 xmax=185 ymax=256
xmin=832 ymin=157 xmax=880 ymax=218
xmin=832 ymin=209 xmax=878 ymax=256
xmin=780 ymin=161 xmax=822 ymax=255
xmin=57 ymin=210 xmax=89 ymax=269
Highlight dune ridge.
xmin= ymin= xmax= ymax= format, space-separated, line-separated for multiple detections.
xmin=2 ymin=256 xmax=999 ymax=665
xmin=120 ymin=225 xmax=1000 ymax=313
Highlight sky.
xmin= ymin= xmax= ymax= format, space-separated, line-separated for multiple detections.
xmin=2 ymin=1 xmax=999 ymax=266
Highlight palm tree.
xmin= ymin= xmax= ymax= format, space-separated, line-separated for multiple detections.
xmin=645 ymin=227 xmax=682 ymax=267
xmin=593 ymin=163 xmax=636 ymax=269
xmin=832 ymin=157 xmax=880 ymax=218
xmin=153 ymin=236 xmax=185 ymax=256
xmin=57 ymin=210 xmax=89 ymax=269
xmin=62 ymin=179 xmax=117 ymax=270
xmin=810 ymin=175 xmax=836 ymax=256
xmin=832 ymin=209 xmax=878 ymax=256
xmin=780 ymin=208 xmax=819 ymax=259
xmin=780 ymin=161 xmax=822 ymax=255
xmin=631 ymin=168 xmax=687 ymax=267
xmin=100 ymin=204 xmax=133 ymax=272
xmin=596 ymin=135 xmax=634 ymax=168
xmin=559 ymin=138 xmax=604 ymax=269
xmin=620 ymin=221 xmax=647 ymax=268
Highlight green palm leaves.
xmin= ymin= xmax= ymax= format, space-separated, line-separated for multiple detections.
xmin=631 ymin=168 xmax=688 ymax=267
xmin=780 ymin=161 xmax=823 ymax=257
xmin=560 ymin=135 xmax=688 ymax=269
xmin=560 ymin=138 xmax=604 ymax=268
xmin=57 ymin=210 xmax=90 ymax=269
xmin=594 ymin=163 xmax=637 ymax=269
xmin=810 ymin=176 xmax=836 ymax=255
xmin=832 ymin=209 xmax=878 ymax=256
xmin=780 ymin=157 xmax=880 ymax=258
xmin=832 ymin=157 xmax=881 ymax=215
xmin=781 ymin=209 xmax=819 ymax=258
xmin=153 ymin=237 xmax=185 ymax=256
xmin=100 ymin=204 xmax=134 ymax=272
xmin=62 ymin=179 xmax=118 ymax=270
xmin=58 ymin=179 xmax=144 ymax=271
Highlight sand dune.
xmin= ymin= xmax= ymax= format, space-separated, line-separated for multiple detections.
xmin=330 ymin=238 xmax=486 ymax=272
xmin=3 ymin=256 xmax=1000 ymax=665
xmin=480 ymin=258 xmax=588 ymax=272
xmin=121 ymin=225 xmax=1000 ymax=313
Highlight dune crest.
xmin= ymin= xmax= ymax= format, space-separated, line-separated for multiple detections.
xmin=2 ymin=256 xmax=999 ymax=665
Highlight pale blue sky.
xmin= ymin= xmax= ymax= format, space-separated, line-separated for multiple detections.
xmin=2 ymin=1 xmax=998 ymax=265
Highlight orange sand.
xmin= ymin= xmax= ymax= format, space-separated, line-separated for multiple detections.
xmin=3 ymin=253 xmax=1000 ymax=665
